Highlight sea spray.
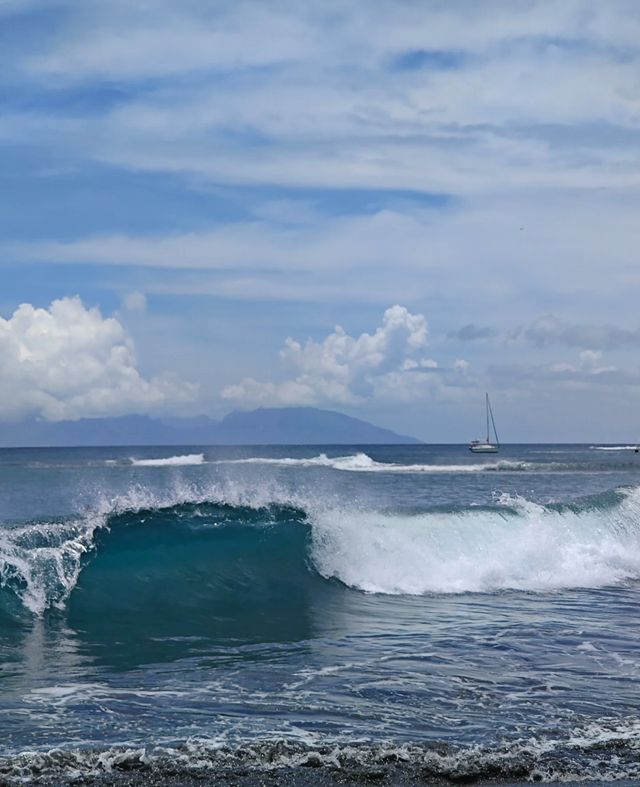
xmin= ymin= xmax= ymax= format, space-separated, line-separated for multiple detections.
xmin=310 ymin=488 xmax=640 ymax=594
xmin=0 ymin=513 xmax=106 ymax=615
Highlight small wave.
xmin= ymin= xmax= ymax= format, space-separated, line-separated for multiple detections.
xmin=130 ymin=453 xmax=205 ymax=467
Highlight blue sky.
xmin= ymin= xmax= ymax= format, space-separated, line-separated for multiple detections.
xmin=1 ymin=0 xmax=640 ymax=441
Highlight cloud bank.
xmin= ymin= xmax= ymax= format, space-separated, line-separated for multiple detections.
xmin=0 ymin=297 xmax=196 ymax=420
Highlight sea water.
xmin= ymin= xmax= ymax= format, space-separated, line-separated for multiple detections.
xmin=1 ymin=444 xmax=640 ymax=783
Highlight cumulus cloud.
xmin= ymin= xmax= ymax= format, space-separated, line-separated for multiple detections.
xmin=0 ymin=296 xmax=196 ymax=421
xmin=222 ymin=305 xmax=467 ymax=407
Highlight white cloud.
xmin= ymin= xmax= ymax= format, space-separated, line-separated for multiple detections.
xmin=23 ymin=2 xmax=322 ymax=82
xmin=222 ymin=305 xmax=467 ymax=407
xmin=4 ymin=1 xmax=640 ymax=196
xmin=494 ymin=349 xmax=630 ymax=389
xmin=0 ymin=296 xmax=196 ymax=420
xmin=10 ymin=188 xmax=640 ymax=318
xmin=122 ymin=291 xmax=147 ymax=312
xmin=576 ymin=350 xmax=617 ymax=375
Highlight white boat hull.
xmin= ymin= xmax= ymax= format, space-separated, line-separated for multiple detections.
xmin=469 ymin=443 xmax=499 ymax=453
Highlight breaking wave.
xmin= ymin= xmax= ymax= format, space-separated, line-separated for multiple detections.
xmin=2 ymin=480 xmax=640 ymax=617
xmin=312 ymin=489 xmax=640 ymax=594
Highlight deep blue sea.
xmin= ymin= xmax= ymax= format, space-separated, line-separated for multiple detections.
xmin=2 ymin=443 xmax=640 ymax=784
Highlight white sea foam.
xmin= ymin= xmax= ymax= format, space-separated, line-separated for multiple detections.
xmin=309 ymin=487 xmax=640 ymax=595
xmin=130 ymin=453 xmax=205 ymax=467
xmin=2 ymin=719 xmax=640 ymax=783
xmin=0 ymin=512 xmax=107 ymax=615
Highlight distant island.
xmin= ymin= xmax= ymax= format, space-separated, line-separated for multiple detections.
xmin=0 ymin=407 xmax=421 ymax=447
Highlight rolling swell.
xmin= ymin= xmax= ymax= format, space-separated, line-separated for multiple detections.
xmin=67 ymin=502 xmax=328 ymax=654
xmin=0 ymin=499 xmax=313 ymax=618
xmin=2 ymin=484 xmax=640 ymax=625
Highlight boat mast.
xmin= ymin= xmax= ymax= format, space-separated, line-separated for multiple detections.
xmin=487 ymin=395 xmax=499 ymax=446
xmin=485 ymin=393 xmax=490 ymax=442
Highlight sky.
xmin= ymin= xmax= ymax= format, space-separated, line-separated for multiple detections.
xmin=1 ymin=0 xmax=640 ymax=442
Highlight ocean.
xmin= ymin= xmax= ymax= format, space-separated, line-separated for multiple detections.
xmin=1 ymin=443 xmax=640 ymax=785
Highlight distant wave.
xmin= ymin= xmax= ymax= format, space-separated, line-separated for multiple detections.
xmin=217 ymin=452 xmax=385 ymax=470
xmin=2 ymin=478 xmax=640 ymax=616
xmin=592 ymin=445 xmax=639 ymax=451
xmin=218 ymin=452 xmax=536 ymax=473
xmin=130 ymin=453 xmax=205 ymax=467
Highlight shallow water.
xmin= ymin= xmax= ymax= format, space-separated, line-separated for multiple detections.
xmin=1 ymin=444 xmax=640 ymax=783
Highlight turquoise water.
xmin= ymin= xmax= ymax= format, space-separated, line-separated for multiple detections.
xmin=1 ymin=444 xmax=640 ymax=783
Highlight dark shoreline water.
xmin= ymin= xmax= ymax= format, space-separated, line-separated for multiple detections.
xmin=5 ymin=739 xmax=640 ymax=787
xmin=1 ymin=444 xmax=640 ymax=784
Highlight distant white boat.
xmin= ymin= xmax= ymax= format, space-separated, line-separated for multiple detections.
xmin=469 ymin=393 xmax=499 ymax=453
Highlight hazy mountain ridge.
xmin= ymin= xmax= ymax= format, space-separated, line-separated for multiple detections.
xmin=0 ymin=408 xmax=420 ymax=447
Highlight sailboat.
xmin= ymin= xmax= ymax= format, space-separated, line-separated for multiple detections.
xmin=469 ymin=393 xmax=499 ymax=453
